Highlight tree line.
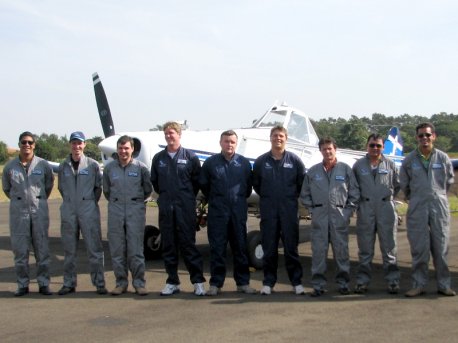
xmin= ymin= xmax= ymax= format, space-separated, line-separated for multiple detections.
xmin=0 ymin=134 xmax=103 ymax=164
xmin=0 ymin=112 xmax=457 ymax=164
xmin=312 ymin=112 xmax=458 ymax=153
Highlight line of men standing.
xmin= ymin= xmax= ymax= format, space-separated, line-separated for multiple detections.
xmin=2 ymin=122 xmax=455 ymax=297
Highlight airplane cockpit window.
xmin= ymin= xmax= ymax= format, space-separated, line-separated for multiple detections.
xmin=257 ymin=110 xmax=287 ymax=128
xmin=287 ymin=112 xmax=309 ymax=143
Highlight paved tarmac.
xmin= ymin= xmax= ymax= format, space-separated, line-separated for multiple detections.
xmin=0 ymin=199 xmax=457 ymax=343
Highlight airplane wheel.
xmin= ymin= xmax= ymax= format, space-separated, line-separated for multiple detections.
xmin=144 ymin=225 xmax=162 ymax=260
xmin=247 ymin=230 xmax=263 ymax=270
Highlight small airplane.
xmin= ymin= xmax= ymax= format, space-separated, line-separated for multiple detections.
xmin=92 ymin=72 xmax=405 ymax=268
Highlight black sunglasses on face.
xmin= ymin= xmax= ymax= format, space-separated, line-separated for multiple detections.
xmin=20 ymin=140 xmax=34 ymax=145
xmin=417 ymin=133 xmax=432 ymax=138
xmin=368 ymin=143 xmax=383 ymax=148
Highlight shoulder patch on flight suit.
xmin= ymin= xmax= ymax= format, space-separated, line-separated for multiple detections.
xmin=411 ymin=162 xmax=421 ymax=170
xmin=313 ymin=173 xmax=323 ymax=181
xmin=158 ymin=160 xmax=167 ymax=168
xmin=359 ymin=168 xmax=370 ymax=175
xmin=264 ymin=162 xmax=273 ymax=169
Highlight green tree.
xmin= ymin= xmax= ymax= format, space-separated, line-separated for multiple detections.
xmin=0 ymin=141 xmax=8 ymax=164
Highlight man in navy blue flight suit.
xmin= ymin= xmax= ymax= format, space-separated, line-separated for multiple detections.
xmin=200 ymin=130 xmax=256 ymax=295
xmin=253 ymin=125 xmax=306 ymax=295
xmin=151 ymin=121 xmax=206 ymax=296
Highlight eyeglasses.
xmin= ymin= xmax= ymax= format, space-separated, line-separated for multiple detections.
xmin=368 ymin=143 xmax=383 ymax=148
xmin=417 ymin=133 xmax=432 ymax=138
xmin=20 ymin=140 xmax=35 ymax=145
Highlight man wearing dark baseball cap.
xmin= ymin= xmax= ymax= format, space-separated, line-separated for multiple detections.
xmin=69 ymin=131 xmax=85 ymax=142
xmin=57 ymin=131 xmax=107 ymax=295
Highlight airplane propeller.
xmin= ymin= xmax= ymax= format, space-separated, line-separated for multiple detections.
xmin=93 ymin=72 xmax=115 ymax=138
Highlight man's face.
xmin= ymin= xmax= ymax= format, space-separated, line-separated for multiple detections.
xmin=270 ymin=130 xmax=287 ymax=150
xmin=366 ymin=138 xmax=384 ymax=159
xmin=220 ymin=134 xmax=237 ymax=157
xmin=19 ymin=135 xmax=35 ymax=155
xmin=164 ymin=128 xmax=181 ymax=147
xmin=416 ymin=126 xmax=436 ymax=150
xmin=117 ymin=141 xmax=133 ymax=164
xmin=320 ymin=143 xmax=336 ymax=163
xmin=70 ymin=140 xmax=86 ymax=158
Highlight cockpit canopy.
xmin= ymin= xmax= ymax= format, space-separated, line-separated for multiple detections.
xmin=251 ymin=103 xmax=319 ymax=146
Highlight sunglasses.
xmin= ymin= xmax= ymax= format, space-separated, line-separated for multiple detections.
xmin=417 ymin=133 xmax=432 ymax=138
xmin=368 ymin=143 xmax=383 ymax=148
xmin=20 ymin=140 xmax=35 ymax=145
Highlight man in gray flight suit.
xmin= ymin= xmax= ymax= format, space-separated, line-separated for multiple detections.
xmin=300 ymin=137 xmax=359 ymax=296
xmin=103 ymin=135 xmax=153 ymax=296
xmin=353 ymin=133 xmax=400 ymax=294
xmin=2 ymin=131 xmax=54 ymax=296
xmin=57 ymin=131 xmax=107 ymax=295
xmin=401 ymin=122 xmax=455 ymax=297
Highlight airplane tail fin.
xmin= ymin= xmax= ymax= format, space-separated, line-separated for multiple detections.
xmin=383 ymin=126 xmax=403 ymax=157
xmin=93 ymin=72 xmax=115 ymax=138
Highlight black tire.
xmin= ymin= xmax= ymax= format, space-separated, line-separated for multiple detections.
xmin=247 ymin=230 xmax=263 ymax=270
xmin=144 ymin=225 xmax=162 ymax=260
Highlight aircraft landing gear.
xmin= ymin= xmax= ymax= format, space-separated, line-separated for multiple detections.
xmin=144 ymin=225 xmax=162 ymax=260
xmin=247 ymin=230 xmax=263 ymax=269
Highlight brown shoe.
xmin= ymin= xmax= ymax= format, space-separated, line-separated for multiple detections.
xmin=135 ymin=287 xmax=149 ymax=296
xmin=111 ymin=286 xmax=127 ymax=296
xmin=405 ymin=287 xmax=425 ymax=297
xmin=437 ymin=288 xmax=456 ymax=296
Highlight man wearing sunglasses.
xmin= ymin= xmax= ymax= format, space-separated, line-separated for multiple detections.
xmin=400 ymin=123 xmax=455 ymax=297
xmin=2 ymin=132 xmax=54 ymax=296
xmin=352 ymin=134 xmax=400 ymax=294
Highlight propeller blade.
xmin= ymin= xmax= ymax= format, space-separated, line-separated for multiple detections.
xmin=93 ymin=72 xmax=115 ymax=138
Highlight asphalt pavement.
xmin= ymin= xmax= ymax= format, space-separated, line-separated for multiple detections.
xmin=0 ymin=198 xmax=457 ymax=343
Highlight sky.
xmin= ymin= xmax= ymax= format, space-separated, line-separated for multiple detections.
xmin=1 ymin=0 xmax=458 ymax=147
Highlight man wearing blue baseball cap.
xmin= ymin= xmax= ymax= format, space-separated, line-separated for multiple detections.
xmin=57 ymin=131 xmax=107 ymax=295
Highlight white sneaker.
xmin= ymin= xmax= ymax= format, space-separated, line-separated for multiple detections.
xmin=160 ymin=283 xmax=180 ymax=296
xmin=194 ymin=282 xmax=206 ymax=296
xmin=260 ymin=285 xmax=272 ymax=295
xmin=294 ymin=284 xmax=305 ymax=295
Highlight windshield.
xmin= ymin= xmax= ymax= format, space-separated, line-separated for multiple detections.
xmin=257 ymin=110 xmax=287 ymax=127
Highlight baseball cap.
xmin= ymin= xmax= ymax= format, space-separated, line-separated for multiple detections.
xmin=69 ymin=131 xmax=86 ymax=142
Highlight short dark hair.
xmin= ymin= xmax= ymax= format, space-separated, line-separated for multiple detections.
xmin=415 ymin=122 xmax=435 ymax=134
xmin=366 ymin=133 xmax=384 ymax=144
xmin=318 ymin=137 xmax=337 ymax=150
xmin=270 ymin=125 xmax=288 ymax=137
xmin=18 ymin=131 xmax=35 ymax=143
xmin=220 ymin=130 xmax=238 ymax=140
xmin=117 ymin=135 xmax=134 ymax=149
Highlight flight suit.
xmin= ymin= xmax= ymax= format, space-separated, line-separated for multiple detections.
xmin=253 ymin=151 xmax=305 ymax=288
xmin=151 ymin=147 xmax=205 ymax=285
xmin=353 ymin=155 xmax=400 ymax=286
xmin=103 ymin=159 xmax=152 ymax=289
xmin=58 ymin=154 xmax=105 ymax=289
xmin=300 ymin=161 xmax=359 ymax=290
xmin=2 ymin=156 xmax=54 ymax=288
xmin=400 ymin=148 xmax=454 ymax=290
xmin=200 ymin=153 xmax=252 ymax=288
